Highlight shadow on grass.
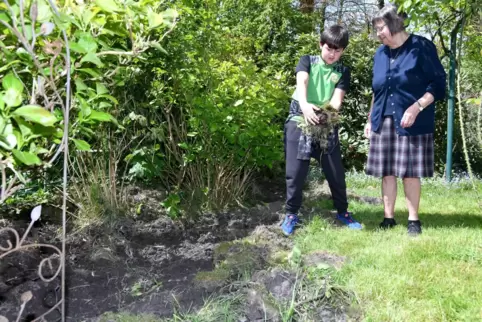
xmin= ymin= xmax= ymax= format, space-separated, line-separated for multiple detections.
xmin=301 ymin=193 xmax=482 ymax=231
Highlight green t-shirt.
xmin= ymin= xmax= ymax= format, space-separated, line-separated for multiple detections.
xmin=291 ymin=55 xmax=350 ymax=107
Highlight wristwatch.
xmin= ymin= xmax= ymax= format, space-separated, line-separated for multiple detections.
xmin=416 ymin=100 xmax=424 ymax=111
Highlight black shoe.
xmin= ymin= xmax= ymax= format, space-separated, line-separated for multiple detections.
xmin=407 ymin=220 xmax=422 ymax=236
xmin=379 ymin=218 xmax=397 ymax=229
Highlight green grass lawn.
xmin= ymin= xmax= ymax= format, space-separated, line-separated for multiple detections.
xmin=296 ymin=172 xmax=482 ymax=321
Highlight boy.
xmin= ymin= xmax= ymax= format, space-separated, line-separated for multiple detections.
xmin=281 ymin=24 xmax=362 ymax=235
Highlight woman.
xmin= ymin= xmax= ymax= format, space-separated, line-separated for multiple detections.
xmin=364 ymin=5 xmax=446 ymax=235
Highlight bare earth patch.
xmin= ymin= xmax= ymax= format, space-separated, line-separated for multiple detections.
xmin=0 ymin=196 xmax=282 ymax=321
xmin=1 ymin=180 xmax=373 ymax=321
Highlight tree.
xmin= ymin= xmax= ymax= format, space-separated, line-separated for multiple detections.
xmin=395 ymin=0 xmax=480 ymax=180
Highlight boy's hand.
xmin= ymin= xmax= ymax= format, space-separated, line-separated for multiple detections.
xmin=300 ymin=103 xmax=320 ymax=125
xmin=364 ymin=122 xmax=371 ymax=138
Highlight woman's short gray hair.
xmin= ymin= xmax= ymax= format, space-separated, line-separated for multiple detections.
xmin=372 ymin=5 xmax=408 ymax=35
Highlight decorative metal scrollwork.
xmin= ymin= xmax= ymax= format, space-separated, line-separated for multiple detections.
xmin=0 ymin=206 xmax=63 ymax=322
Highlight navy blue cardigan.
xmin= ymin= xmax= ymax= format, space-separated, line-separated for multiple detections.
xmin=370 ymin=34 xmax=446 ymax=136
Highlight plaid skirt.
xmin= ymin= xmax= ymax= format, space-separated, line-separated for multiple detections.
xmin=366 ymin=116 xmax=434 ymax=178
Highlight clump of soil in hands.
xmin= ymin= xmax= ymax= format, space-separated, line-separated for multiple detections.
xmin=299 ymin=102 xmax=341 ymax=149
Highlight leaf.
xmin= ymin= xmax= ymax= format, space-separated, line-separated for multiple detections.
xmin=6 ymin=163 xmax=26 ymax=184
xmin=161 ymin=9 xmax=179 ymax=20
xmin=77 ymin=68 xmax=102 ymax=78
xmin=72 ymin=138 xmax=91 ymax=151
xmin=20 ymin=26 xmax=34 ymax=41
xmin=88 ymin=110 xmax=115 ymax=122
xmin=75 ymin=79 xmax=88 ymax=92
xmin=14 ymin=117 xmax=33 ymax=138
xmin=0 ymin=94 xmax=3 ymax=110
xmin=12 ymin=149 xmax=42 ymax=165
xmin=34 ymin=146 xmax=49 ymax=155
xmin=13 ymin=129 xmax=23 ymax=149
xmin=88 ymin=95 xmax=118 ymax=105
xmin=95 ymin=0 xmax=120 ymax=13
xmin=161 ymin=9 xmax=178 ymax=26
xmin=0 ymin=60 xmax=21 ymax=74
xmin=96 ymin=82 xmax=108 ymax=95
xmin=150 ymin=42 xmax=168 ymax=54
xmin=82 ymin=8 xmax=100 ymax=25
xmin=234 ymin=99 xmax=244 ymax=107
xmin=52 ymin=12 xmax=75 ymax=29
xmin=13 ymin=105 xmax=57 ymax=127
xmin=95 ymin=94 xmax=118 ymax=104
xmin=78 ymin=97 xmax=91 ymax=120
xmin=52 ymin=127 xmax=64 ymax=139
xmin=78 ymin=34 xmax=98 ymax=53
xmin=2 ymin=73 xmax=23 ymax=92
xmin=78 ymin=125 xmax=95 ymax=137
xmin=37 ymin=0 xmax=52 ymax=23
xmin=0 ymin=13 xmax=10 ymax=23
xmin=0 ymin=115 xmax=5 ymax=133
xmin=98 ymin=102 xmax=112 ymax=109
xmin=69 ymin=42 xmax=87 ymax=54
xmin=3 ymin=88 xmax=23 ymax=107
xmin=1 ymin=121 xmax=13 ymax=136
xmin=148 ymin=9 xmax=178 ymax=29
xmin=466 ymin=98 xmax=481 ymax=105
xmin=0 ymin=134 xmax=17 ymax=150
xmin=16 ymin=47 xmax=31 ymax=60
xmin=147 ymin=11 xmax=164 ymax=29
xmin=288 ymin=246 xmax=302 ymax=266
xmin=80 ymin=53 xmax=104 ymax=67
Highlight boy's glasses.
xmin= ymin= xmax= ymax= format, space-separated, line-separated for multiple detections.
xmin=323 ymin=44 xmax=343 ymax=53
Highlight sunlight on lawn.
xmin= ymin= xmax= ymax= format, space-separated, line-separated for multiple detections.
xmin=296 ymin=173 xmax=482 ymax=321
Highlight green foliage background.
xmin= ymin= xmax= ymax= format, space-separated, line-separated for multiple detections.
xmin=0 ymin=0 xmax=480 ymax=215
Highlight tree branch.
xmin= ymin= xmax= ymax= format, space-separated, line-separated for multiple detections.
xmin=97 ymin=50 xmax=136 ymax=56
xmin=434 ymin=13 xmax=451 ymax=57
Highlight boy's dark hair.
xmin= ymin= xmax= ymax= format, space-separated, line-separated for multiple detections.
xmin=320 ymin=25 xmax=349 ymax=49
xmin=372 ymin=5 xmax=408 ymax=35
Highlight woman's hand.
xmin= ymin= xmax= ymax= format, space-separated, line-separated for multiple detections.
xmin=364 ymin=122 xmax=371 ymax=138
xmin=401 ymin=104 xmax=420 ymax=128
xmin=300 ymin=102 xmax=320 ymax=125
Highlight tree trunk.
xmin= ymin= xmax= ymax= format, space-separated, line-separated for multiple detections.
xmin=320 ymin=0 xmax=328 ymax=31
xmin=337 ymin=0 xmax=344 ymax=23
xmin=446 ymin=16 xmax=466 ymax=182
xmin=300 ymin=0 xmax=315 ymax=14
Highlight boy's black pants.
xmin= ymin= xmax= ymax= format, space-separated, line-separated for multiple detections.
xmin=284 ymin=120 xmax=348 ymax=215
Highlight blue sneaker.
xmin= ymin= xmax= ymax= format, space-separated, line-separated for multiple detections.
xmin=281 ymin=214 xmax=299 ymax=236
xmin=336 ymin=212 xmax=362 ymax=230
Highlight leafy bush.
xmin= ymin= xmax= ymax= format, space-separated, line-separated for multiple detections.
xmin=0 ymin=0 xmax=176 ymax=222
xmin=2 ymin=0 xmax=481 ymax=218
